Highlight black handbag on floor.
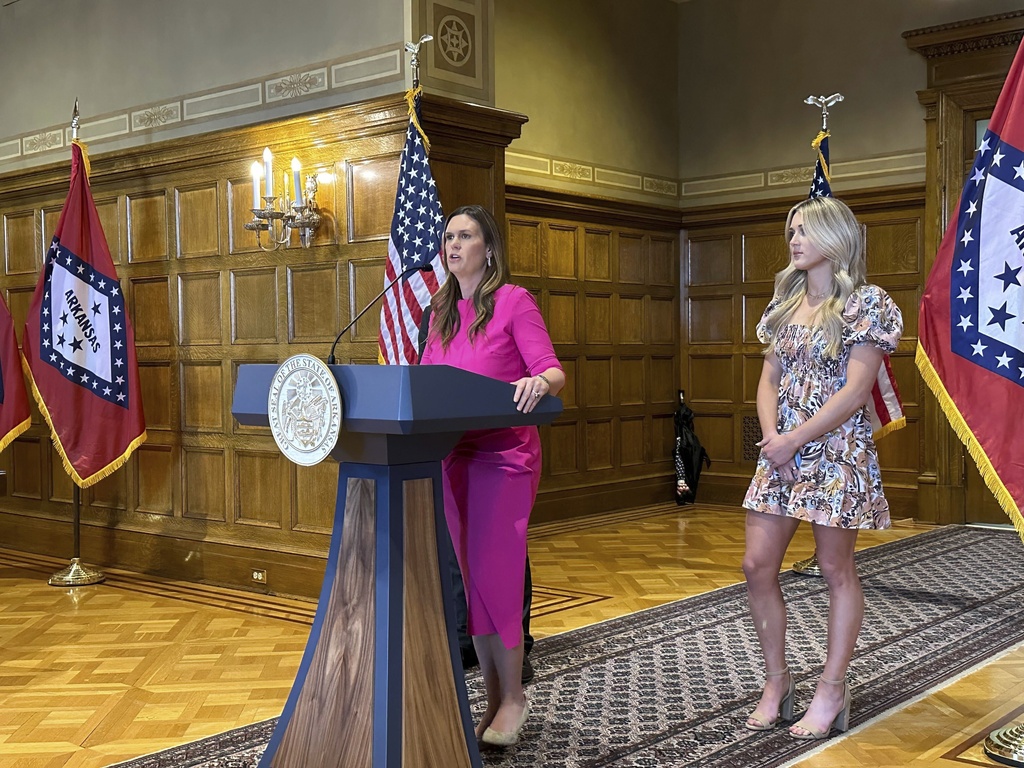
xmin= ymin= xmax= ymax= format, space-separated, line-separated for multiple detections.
xmin=673 ymin=389 xmax=711 ymax=505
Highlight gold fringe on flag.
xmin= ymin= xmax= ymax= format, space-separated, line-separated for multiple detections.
xmin=0 ymin=415 xmax=30 ymax=454
xmin=915 ymin=344 xmax=1024 ymax=541
xmin=72 ymin=138 xmax=92 ymax=179
xmin=405 ymin=85 xmax=430 ymax=154
xmin=811 ymin=130 xmax=830 ymax=182
xmin=19 ymin=353 xmax=147 ymax=488
xmin=872 ymin=416 xmax=906 ymax=441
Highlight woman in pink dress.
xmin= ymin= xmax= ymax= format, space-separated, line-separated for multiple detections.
xmin=419 ymin=205 xmax=564 ymax=746
xmin=741 ymin=197 xmax=902 ymax=740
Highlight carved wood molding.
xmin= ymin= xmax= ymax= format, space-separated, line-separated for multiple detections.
xmin=0 ymin=93 xmax=527 ymax=201
xmin=678 ymin=184 xmax=925 ymax=229
xmin=505 ymin=184 xmax=682 ymax=230
xmin=903 ymin=10 xmax=1024 ymax=58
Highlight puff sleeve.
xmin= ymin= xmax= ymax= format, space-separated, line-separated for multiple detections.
xmin=841 ymin=285 xmax=903 ymax=353
xmin=756 ymin=299 xmax=779 ymax=345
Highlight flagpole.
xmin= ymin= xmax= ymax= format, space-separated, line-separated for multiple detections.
xmin=47 ymin=100 xmax=105 ymax=588
xmin=791 ymin=93 xmax=844 ymax=579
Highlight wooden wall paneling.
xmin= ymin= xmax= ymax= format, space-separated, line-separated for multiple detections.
xmin=547 ymin=421 xmax=579 ymax=476
xmin=175 ymin=182 xmax=221 ymax=259
xmin=127 ymin=191 xmax=170 ymax=263
xmin=230 ymin=267 xmax=279 ymax=344
xmin=234 ymin=450 xmax=288 ymax=529
xmin=11 ymin=437 xmax=43 ymax=500
xmin=89 ymin=466 xmax=129 ymax=511
xmin=688 ymin=235 xmax=733 ymax=287
xmin=49 ymin=446 xmax=73 ymax=504
xmin=585 ymin=419 xmax=614 ymax=471
xmin=3 ymin=209 xmax=40 ymax=275
xmin=131 ymin=276 xmax=175 ymax=346
xmin=506 ymin=192 xmax=681 ymax=520
xmin=617 ymin=295 xmax=645 ymax=344
xmin=135 ymin=443 xmax=176 ymax=517
xmin=617 ymin=356 xmax=645 ymax=406
xmin=545 ymin=223 xmax=578 ymax=279
xmin=178 ymin=272 xmax=223 ymax=345
xmin=289 ymin=263 xmax=341 ymax=345
xmin=618 ymin=233 xmax=645 ymax=284
xmin=619 ymin=417 xmax=647 ymax=467
xmin=346 ymin=257 xmax=385 ymax=347
xmin=508 ymin=219 xmax=541 ymax=276
xmin=181 ymin=361 xmax=224 ymax=432
xmin=547 ymin=292 xmax=578 ymax=345
xmin=649 ymin=236 xmax=675 ymax=286
xmin=183 ymin=448 xmax=227 ymax=522
xmin=346 ymin=154 xmax=402 ymax=243
xmin=583 ymin=357 xmax=612 ymax=408
xmin=584 ymin=228 xmax=612 ymax=281
xmin=293 ymin=462 xmax=336 ymax=534
xmin=650 ymin=356 xmax=675 ymax=406
xmin=0 ymin=93 xmax=530 ymax=592
xmin=584 ymin=293 xmax=612 ymax=344
xmin=6 ymin=285 xmax=36 ymax=340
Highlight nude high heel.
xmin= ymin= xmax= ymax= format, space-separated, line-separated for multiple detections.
xmin=788 ymin=677 xmax=851 ymax=740
xmin=745 ymin=666 xmax=795 ymax=731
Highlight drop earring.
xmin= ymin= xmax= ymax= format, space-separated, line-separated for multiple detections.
xmin=486 ymin=251 xmax=492 ymax=267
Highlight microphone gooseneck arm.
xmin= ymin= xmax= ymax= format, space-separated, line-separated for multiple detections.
xmin=326 ymin=262 xmax=434 ymax=365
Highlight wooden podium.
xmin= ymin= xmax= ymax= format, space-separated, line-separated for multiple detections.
xmin=232 ymin=364 xmax=562 ymax=768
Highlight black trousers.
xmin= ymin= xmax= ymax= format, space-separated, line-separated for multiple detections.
xmin=445 ymin=532 xmax=533 ymax=662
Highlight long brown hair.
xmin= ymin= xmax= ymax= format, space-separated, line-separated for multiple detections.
xmin=430 ymin=205 xmax=510 ymax=349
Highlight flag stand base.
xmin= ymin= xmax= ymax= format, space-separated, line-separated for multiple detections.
xmin=792 ymin=553 xmax=822 ymax=576
xmin=985 ymin=723 xmax=1024 ymax=766
xmin=48 ymin=557 xmax=105 ymax=587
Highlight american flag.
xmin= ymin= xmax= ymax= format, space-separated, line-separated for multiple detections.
xmin=806 ymin=128 xmax=905 ymax=438
xmin=809 ymin=130 xmax=832 ymax=198
xmin=378 ymin=89 xmax=446 ymax=365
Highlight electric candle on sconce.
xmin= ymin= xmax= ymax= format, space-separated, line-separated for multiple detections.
xmin=263 ymin=147 xmax=273 ymax=198
xmin=244 ymin=148 xmax=322 ymax=251
xmin=291 ymin=158 xmax=302 ymax=204
xmin=250 ymin=162 xmax=263 ymax=210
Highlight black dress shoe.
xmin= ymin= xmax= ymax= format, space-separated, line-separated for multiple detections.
xmin=521 ymin=655 xmax=534 ymax=684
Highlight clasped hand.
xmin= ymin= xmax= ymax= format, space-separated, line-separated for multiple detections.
xmin=512 ymin=375 xmax=548 ymax=413
xmin=757 ymin=431 xmax=801 ymax=484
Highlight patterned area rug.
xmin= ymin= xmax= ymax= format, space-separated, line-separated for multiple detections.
xmin=111 ymin=526 xmax=1024 ymax=768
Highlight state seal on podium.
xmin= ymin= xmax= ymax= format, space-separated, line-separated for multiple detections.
xmin=267 ymin=354 xmax=341 ymax=466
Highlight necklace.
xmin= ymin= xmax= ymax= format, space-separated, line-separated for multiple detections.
xmin=807 ymin=290 xmax=829 ymax=300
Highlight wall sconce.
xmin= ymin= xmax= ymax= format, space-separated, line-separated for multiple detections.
xmin=245 ymin=147 xmax=322 ymax=250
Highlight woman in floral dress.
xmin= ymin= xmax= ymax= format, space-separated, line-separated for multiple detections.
xmin=741 ymin=196 xmax=903 ymax=740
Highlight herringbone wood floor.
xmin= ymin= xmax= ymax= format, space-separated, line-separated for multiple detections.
xmin=0 ymin=505 xmax=1018 ymax=767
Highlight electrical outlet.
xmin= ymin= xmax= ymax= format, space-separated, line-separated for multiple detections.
xmin=251 ymin=568 xmax=266 ymax=583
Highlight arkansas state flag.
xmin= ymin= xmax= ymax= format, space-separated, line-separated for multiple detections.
xmin=0 ymin=292 xmax=31 ymax=452
xmin=21 ymin=140 xmax=146 ymax=487
xmin=917 ymin=41 xmax=1024 ymax=536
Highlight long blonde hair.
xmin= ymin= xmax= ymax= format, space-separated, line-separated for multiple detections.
xmin=430 ymin=205 xmax=510 ymax=349
xmin=761 ymin=196 xmax=866 ymax=358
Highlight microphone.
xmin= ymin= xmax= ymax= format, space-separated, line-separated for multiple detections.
xmin=326 ymin=262 xmax=434 ymax=365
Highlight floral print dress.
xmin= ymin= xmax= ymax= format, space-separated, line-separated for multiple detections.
xmin=742 ymin=285 xmax=903 ymax=529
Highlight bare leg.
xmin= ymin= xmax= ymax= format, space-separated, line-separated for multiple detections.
xmin=743 ymin=511 xmax=800 ymax=728
xmin=789 ymin=524 xmax=861 ymax=737
xmin=472 ymin=634 xmax=502 ymax=738
xmin=472 ymin=633 xmax=527 ymax=738
xmin=477 ymin=633 xmax=527 ymax=735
